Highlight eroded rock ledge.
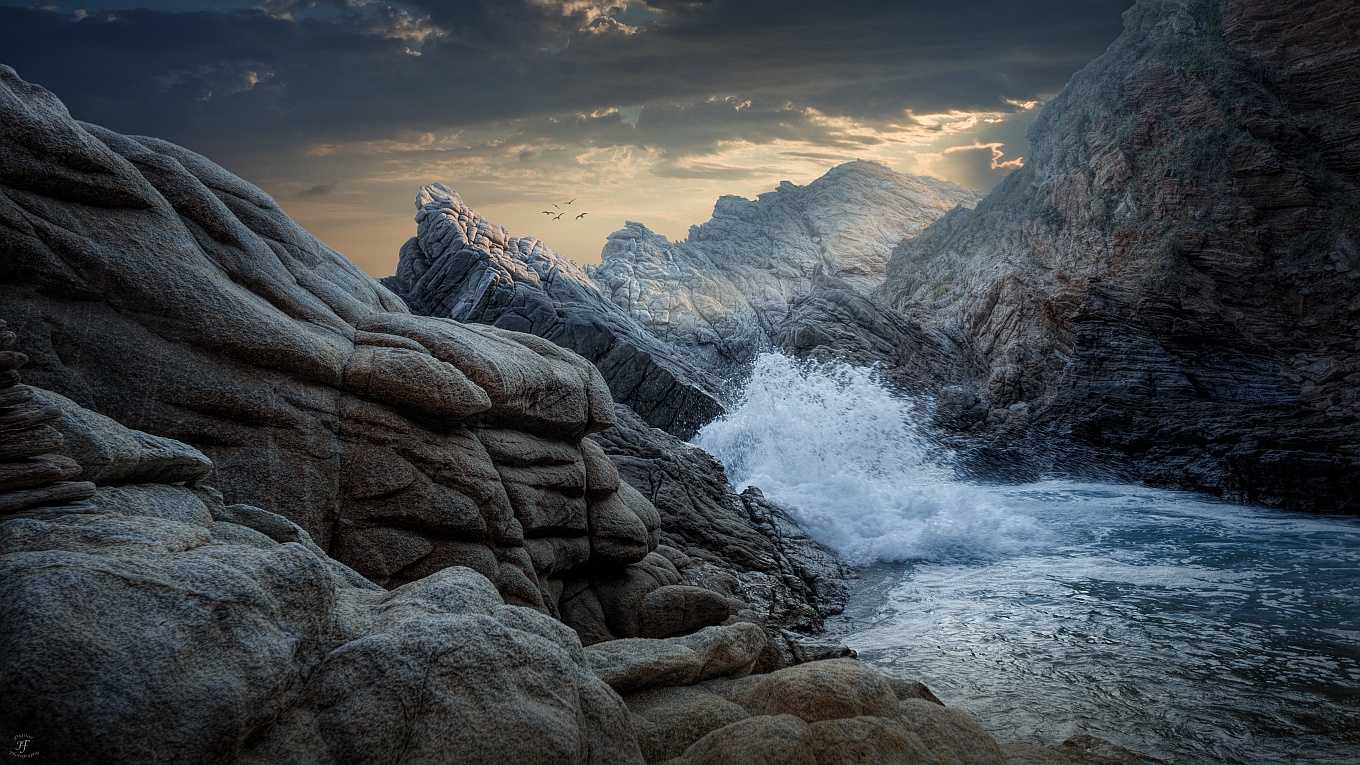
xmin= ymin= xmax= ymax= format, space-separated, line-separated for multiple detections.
xmin=0 ymin=326 xmax=1141 ymax=764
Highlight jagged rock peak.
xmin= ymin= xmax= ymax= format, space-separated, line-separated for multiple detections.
xmin=386 ymin=183 xmax=603 ymax=312
xmin=382 ymin=182 xmax=726 ymax=438
xmin=586 ymin=160 xmax=983 ymax=375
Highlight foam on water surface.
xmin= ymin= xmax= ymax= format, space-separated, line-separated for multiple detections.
xmin=694 ymin=354 xmax=1360 ymax=764
xmin=694 ymin=353 xmax=1045 ymax=564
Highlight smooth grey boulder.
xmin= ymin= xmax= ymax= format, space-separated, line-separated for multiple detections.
xmin=33 ymin=388 xmax=213 ymax=486
xmin=0 ymin=384 xmax=645 ymax=765
xmin=585 ymin=622 xmax=769 ymax=695
xmin=636 ymin=659 xmax=998 ymax=765
xmin=383 ymin=184 xmax=724 ymax=439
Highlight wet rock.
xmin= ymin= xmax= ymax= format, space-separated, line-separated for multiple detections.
xmin=591 ymin=405 xmax=850 ymax=639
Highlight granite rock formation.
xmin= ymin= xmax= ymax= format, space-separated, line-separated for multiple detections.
xmin=590 ymin=405 xmax=850 ymax=661
xmin=0 ymin=65 xmax=729 ymax=639
xmin=0 ymin=320 xmax=95 ymax=515
xmin=0 ymin=363 xmax=637 ymax=764
xmin=0 ymin=322 xmax=1131 ymax=765
xmin=587 ymin=161 xmax=983 ymax=377
xmin=866 ymin=0 xmax=1360 ymax=511
xmin=383 ymin=185 xmax=724 ymax=439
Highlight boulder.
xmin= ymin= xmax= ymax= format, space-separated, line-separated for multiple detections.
xmin=585 ymin=623 xmax=768 ymax=694
xmin=0 ymin=376 xmax=645 ymax=765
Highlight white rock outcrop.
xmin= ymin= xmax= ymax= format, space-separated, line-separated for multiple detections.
xmin=586 ymin=161 xmax=983 ymax=375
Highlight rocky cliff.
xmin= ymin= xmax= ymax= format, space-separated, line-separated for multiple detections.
xmin=0 ymin=64 xmax=753 ymax=646
xmin=587 ymin=161 xmax=984 ymax=376
xmin=383 ymin=185 xmax=724 ymax=439
xmin=2 ymin=326 xmax=1034 ymax=764
xmin=866 ymin=0 xmax=1360 ymax=511
xmin=0 ymin=67 xmax=1140 ymax=765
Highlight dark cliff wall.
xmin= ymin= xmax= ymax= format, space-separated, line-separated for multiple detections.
xmin=880 ymin=0 xmax=1360 ymax=511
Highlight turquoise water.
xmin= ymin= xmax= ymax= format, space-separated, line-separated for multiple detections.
xmin=695 ymin=354 xmax=1360 ymax=764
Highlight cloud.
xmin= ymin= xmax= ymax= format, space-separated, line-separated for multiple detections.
xmin=944 ymin=141 xmax=1024 ymax=171
xmin=0 ymin=0 xmax=1131 ymax=160
xmin=0 ymin=0 xmax=1131 ymax=274
xmin=296 ymin=181 xmax=338 ymax=197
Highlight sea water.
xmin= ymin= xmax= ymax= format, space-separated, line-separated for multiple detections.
xmin=694 ymin=353 xmax=1360 ymax=765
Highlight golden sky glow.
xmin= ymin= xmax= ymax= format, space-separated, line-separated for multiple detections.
xmin=262 ymin=102 xmax=1039 ymax=276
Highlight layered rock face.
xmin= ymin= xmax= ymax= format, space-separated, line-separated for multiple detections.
xmin=0 ymin=343 xmax=1042 ymax=764
xmin=0 ymin=348 xmax=648 ymax=764
xmin=875 ymin=0 xmax=1360 ymax=510
xmin=587 ymin=161 xmax=983 ymax=376
xmin=0 ymin=65 xmax=714 ymax=634
xmin=383 ymin=185 xmax=724 ymax=439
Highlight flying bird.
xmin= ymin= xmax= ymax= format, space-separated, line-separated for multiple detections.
xmin=576 ymin=212 xmax=587 ymax=220
xmin=565 ymin=198 xmax=577 ymax=205
xmin=553 ymin=213 xmax=565 ymax=220
xmin=541 ymin=211 xmax=554 ymax=215
xmin=552 ymin=203 xmax=560 ymax=209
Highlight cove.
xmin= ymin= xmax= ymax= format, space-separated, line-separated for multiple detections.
xmin=697 ymin=354 xmax=1360 ymax=764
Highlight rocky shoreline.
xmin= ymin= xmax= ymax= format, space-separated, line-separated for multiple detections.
xmin=4 ymin=0 xmax=1355 ymax=760
xmin=0 ymin=65 xmax=1143 ymax=763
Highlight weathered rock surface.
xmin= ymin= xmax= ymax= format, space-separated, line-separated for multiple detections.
xmin=618 ymin=658 xmax=1022 ymax=765
xmin=383 ymin=185 xmax=724 ymax=438
xmin=869 ymin=0 xmax=1360 ymax=511
xmin=0 ymin=66 xmax=725 ymax=626
xmin=0 ymin=320 xmax=95 ymax=514
xmin=0 ymin=382 xmax=644 ymax=764
xmin=2 ymin=321 xmax=1131 ymax=765
xmin=590 ymin=405 xmax=850 ymax=648
xmin=587 ymin=161 xmax=983 ymax=377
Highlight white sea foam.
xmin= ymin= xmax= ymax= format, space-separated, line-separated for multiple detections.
xmin=693 ymin=353 xmax=1045 ymax=564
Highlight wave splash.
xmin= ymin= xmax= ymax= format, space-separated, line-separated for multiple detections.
xmin=693 ymin=353 xmax=1044 ymax=565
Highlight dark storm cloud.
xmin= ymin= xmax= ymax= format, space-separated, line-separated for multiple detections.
xmin=0 ymin=0 xmax=1130 ymax=160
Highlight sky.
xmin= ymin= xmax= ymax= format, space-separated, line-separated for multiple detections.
xmin=0 ymin=0 xmax=1131 ymax=275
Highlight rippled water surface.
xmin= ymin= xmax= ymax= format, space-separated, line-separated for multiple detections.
xmin=696 ymin=354 xmax=1360 ymax=764
xmin=829 ymin=484 xmax=1360 ymax=764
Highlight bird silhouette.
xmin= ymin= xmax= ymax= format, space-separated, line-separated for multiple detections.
xmin=552 ymin=213 xmax=565 ymax=221
xmin=541 ymin=211 xmax=554 ymax=215
xmin=565 ymin=198 xmax=577 ymax=205
xmin=575 ymin=212 xmax=587 ymax=220
xmin=552 ymin=203 xmax=560 ymax=209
